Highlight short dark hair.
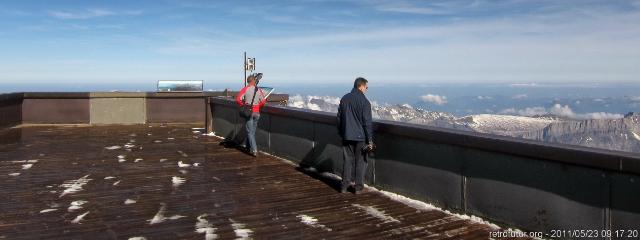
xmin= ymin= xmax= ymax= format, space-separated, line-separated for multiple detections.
xmin=354 ymin=77 xmax=368 ymax=89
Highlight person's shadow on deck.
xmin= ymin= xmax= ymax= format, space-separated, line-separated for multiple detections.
xmin=219 ymin=117 xmax=252 ymax=155
xmin=295 ymin=140 xmax=345 ymax=193
xmin=294 ymin=166 xmax=343 ymax=193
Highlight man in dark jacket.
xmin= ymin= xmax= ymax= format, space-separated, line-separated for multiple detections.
xmin=337 ymin=77 xmax=374 ymax=194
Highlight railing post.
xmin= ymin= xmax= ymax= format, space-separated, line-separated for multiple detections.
xmin=205 ymin=97 xmax=214 ymax=134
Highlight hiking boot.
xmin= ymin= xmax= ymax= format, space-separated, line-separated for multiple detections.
xmin=250 ymin=151 xmax=258 ymax=157
xmin=340 ymin=185 xmax=350 ymax=193
xmin=354 ymin=185 xmax=364 ymax=194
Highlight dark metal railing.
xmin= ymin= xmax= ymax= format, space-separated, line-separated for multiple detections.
xmin=208 ymin=96 xmax=640 ymax=236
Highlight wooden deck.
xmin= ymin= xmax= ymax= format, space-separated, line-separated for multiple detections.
xmin=0 ymin=124 xmax=524 ymax=239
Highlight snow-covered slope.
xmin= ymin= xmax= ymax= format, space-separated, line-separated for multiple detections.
xmin=287 ymin=95 xmax=640 ymax=153
xmin=467 ymin=114 xmax=556 ymax=135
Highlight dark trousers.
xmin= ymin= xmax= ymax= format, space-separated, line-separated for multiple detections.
xmin=342 ymin=140 xmax=367 ymax=188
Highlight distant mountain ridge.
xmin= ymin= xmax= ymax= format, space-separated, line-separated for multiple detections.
xmin=288 ymin=95 xmax=640 ymax=153
xmin=518 ymin=112 xmax=640 ymax=153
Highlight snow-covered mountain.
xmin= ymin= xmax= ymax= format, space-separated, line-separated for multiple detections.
xmin=287 ymin=95 xmax=640 ymax=153
xmin=518 ymin=112 xmax=640 ymax=153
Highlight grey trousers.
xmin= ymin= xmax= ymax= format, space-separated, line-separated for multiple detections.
xmin=341 ymin=140 xmax=367 ymax=188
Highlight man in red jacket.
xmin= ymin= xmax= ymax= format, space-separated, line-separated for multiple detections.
xmin=236 ymin=74 xmax=267 ymax=157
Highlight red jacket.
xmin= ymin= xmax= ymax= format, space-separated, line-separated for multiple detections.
xmin=236 ymin=85 xmax=267 ymax=113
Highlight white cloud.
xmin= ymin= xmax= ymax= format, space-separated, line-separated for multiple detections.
xmin=4 ymin=1 xmax=640 ymax=84
xmin=421 ymin=94 xmax=447 ymax=105
xmin=477 ymin=96 xmax=493 ymax=100
xmin=49 ymin=9 xmax=114 ymax=19
xmin=630 ymin=96 xmax=640 ymax=102
xmin=48 ymin=8 xmax=141 ymax=20
xmin=0 ymin=8 xmax=30 ymax=16
xmin=510 ymin=83 xmax=539 ymax=87
xmin=377 ymin=6 xmax=446 ymax=15
xmin=500 ymin=104 xmax=623 ymax=120
xmin=500 ymin=107 xmax=546 ymax=116
xmin=512 ymin=94 xmax=528 ymax=100
xmin=368 ymin=0 xmax=470 ymax=15
xmin=549 ymin=104 xmax=575 ymax=118
xmin=152 ymin=1 xmax=640 ymax=83
xmin=581 ymin=112 xmax=624 ymax=119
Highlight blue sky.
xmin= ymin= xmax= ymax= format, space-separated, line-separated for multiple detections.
xmin=1 ymin=0 xmax=639 ymax=87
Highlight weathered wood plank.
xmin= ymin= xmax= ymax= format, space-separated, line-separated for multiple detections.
xmin=0 ymin=124 xmax=525 ymax=239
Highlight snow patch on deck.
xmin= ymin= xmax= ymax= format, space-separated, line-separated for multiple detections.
xmin=105 ymin=146 xmax=121 ymax=150
xmin=229 ymin=219 xmax=253 ymax=239
xmin=8 ymin=173 xmax=20 ymax=176
xmin=300 ymin=166 xmax=506 ymax=232
xmin=70 ymin=211 xmax=90 ymax=224
xmin=49 ymin=202 xmax=62 ymax=208
xmin=148 ymin=203 xmax=185 ymax=225
xmin=159 ymin=158 xmax=168 ymax=162
xmin=177 ymin=150 xmax=189 ymax=157
xmin=21 ymin=163 xmax=34 ymax=169
xmin=118 ymin=155 xmax=126 ymax=162
xmin=195 ymin=214 xmax=218 ymax=240
xmin=178 ymin=161 xmax=191 ymax=168
xmin=11 ymin=159 xmax=38 ymax=163
xmin=302 ymin=167 xmax=342 ymax=182
xmin=40 ymin=209 xmax=58 ymax=213
xmin=68 ymin=200 xmax=88 ymax=212
xmin=296 ymin=214 xmax=332 ymax=231
xmin=134 ymin=158 xmax=143 ymax=163
xmin=128 ymin=237 xmax=147 ymax=240
xmin=124 ymin=199 xmax=137 ymax=205
xmin=261 ymin=152 xmax=298 ymax=167
xmin=113 ymin=180 xmax=121 ymax=186
xmin=374 ymin=188 xmax=500 ymax=229
xmin=390 ymin=226 xmax=429 ymax=235
xmin=352 ymin=204 xmax=400 ymax=223
xmin=632 ymin=131 xmax=640 ymax=141
xmin=172 ymin=176 xmax=186 ymax=187
xmin=104 ymin=176 xmax=116 ymax=180
xmin=59 ymin=175 xmax=92 ymax=198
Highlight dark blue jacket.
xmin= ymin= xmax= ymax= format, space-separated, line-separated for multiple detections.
xmin=337 ymin=88 xmax=373 ymax=143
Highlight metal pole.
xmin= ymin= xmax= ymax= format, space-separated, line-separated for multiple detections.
xmin=243 ymin=51 xmax=247 ymax=87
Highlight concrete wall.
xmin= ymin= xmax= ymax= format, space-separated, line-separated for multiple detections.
xmin=90 ymin=93 xmax=146 ymax=124
xmin=22 ymin=93 xmax=90 ymax=124
xmin=209 ymin=97 xmax=640 ymax=239
xmin=146 ymin=98 xmax=205 ymax=124
xmin=0 ymin=93 xmax=23 ymax=129
xmin=11 ymin=92 xmax=243 ymax=126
